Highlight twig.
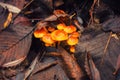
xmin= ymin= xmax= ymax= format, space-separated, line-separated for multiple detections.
xmin=12 ymin=0 xmax=34 ymax=22
xmin=88 ymin=0 xmax=98 ymax=26
xmin=46 ymin=52 xmax=61 ymax=57
xmin=104 ymin=32 xmax=112 ymax=53
xmin=101 ymin=32 xmax=112 ymax=64
xmin=24 ymin=53 xmax=39 ymax=80
xmin=32 ymin=61 xmax=58 ymax=74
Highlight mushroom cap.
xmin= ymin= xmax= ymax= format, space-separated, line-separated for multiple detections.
xmin=70 ymin=32 xmax=80 ymax=37
xmin=57 ymin=23 xmax=66 ymax=30
xmin=34 ymin=28 xmax=47 ymax=38
xmin=48 ymin=26 xmax=55 ymax=32
xmin=67 ymin=36 xmax=78 ymax=45
xmin=64 ymin=25 xmax=76 ymax=33
xmin=70 ymin=46 xmax=75 ymax=53
xmin=42 ymin=33 xmax=55 ymax=44
xmin=45 ymin=43 xmax=52 ymax=47
xmin=51 ymin=30 xmax=68 ymax=41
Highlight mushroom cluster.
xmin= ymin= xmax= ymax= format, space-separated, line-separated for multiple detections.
xmin=34 ymin=23 xmax=80 ymax=53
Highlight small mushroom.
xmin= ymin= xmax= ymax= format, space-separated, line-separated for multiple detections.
xmin=70 ymin=46 xmax=75 ymax=53
xmin=51 ymin=30 xmax=68 ymax=41
xmin=48 ymin=26 xmax=55 ymax=32
xmin=34 ymin=27 xmax=47 ymax=38
xmin=67 ymin=36 xmax=78 ymax=46
xmin=42 ymin=33 xmax=55 ymax=44
xmin=64 ymin=25 xmax=76 ymax=33
xmin=57 ymin=23 xmax=66 ymax=30
xmin=70 ymin=32 xmax=80 ymax=38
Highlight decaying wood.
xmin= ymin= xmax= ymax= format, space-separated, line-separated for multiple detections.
xmin=85 ymin=53 xmax=101 ymax=80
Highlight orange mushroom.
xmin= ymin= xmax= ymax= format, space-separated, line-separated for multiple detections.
xmin=48 ymin=26 xmax=55 ymax=32
xmin=42 ymin=33 xmax=55 ymax=44
xmin=45 ymin=43 xmax=52 ymax=47
xmin=51 ymin=30 xmax=68 ymax=41
xmin=34 ymin=27 xmax=47 ymax=38
xmin=63 ymin=25 xmax=76 ymax=33
xmin=67 ymin=36 xmax=78 ymax=46
xmin=69 ymin=32 xmax=80 ymax=38
xmin=57 ymin=23 xmax=66 ymax=30
xmin=70 ymin=46 xmax=75 ymax=53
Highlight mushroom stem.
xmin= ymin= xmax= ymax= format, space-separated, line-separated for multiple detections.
xmin=70 ymin=46 xmax=76 ymax=60
xmin=57 ymin=41 xmax=61 ymax=48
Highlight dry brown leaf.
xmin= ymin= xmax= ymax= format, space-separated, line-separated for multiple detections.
xmin=50 ymin=46 xmax=84 ymax=80
xmin=0 ymin=23 xmax=34 ymax=67
xmin=84 ymin=53 xmax=101 ymax=80
xmin=43 ymin=9 xmax=67 ymax=22
xmin=3 ymin=56 xmax=26 ymax=67
xmin=53 ymin=0 xmax=64 ymax=7
xmin=44 ymin=14 xmax=67 ymax=22
xmin=0 ymin=2 xmax=21 ymax=13
xmin=116 ymin=55 xmax=120 ymax=70
xmin=114 ymin=54 xmax=120 ymax=75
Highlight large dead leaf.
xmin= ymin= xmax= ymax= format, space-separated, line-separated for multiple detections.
xmin=76 ymin=29 xmax=120 ymax=80
xmin=49 ymin=46 xmax=84 ymax=80
xmin=0 ymin=23 xmax=34 ymax=67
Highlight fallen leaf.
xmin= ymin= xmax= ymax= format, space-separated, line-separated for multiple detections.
xmin=0 ymin=23 xmax=34 ymax=67
xmin=3 ymin=56 xmax=26 ymax=67
xmin=102 ymin=17 xmax=120 ymax=33
xmin=84 ymin=53 xmax=101 ymax=80
xmin=44 ymin=14 xmax=67 ymax=22
xmin=49 ymin=46 xmax=84 ymax=80
xmin=0 ymin=2 xmax=21 ymax=13
xmin=113 ymin=54 xmax=120 ymax=75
